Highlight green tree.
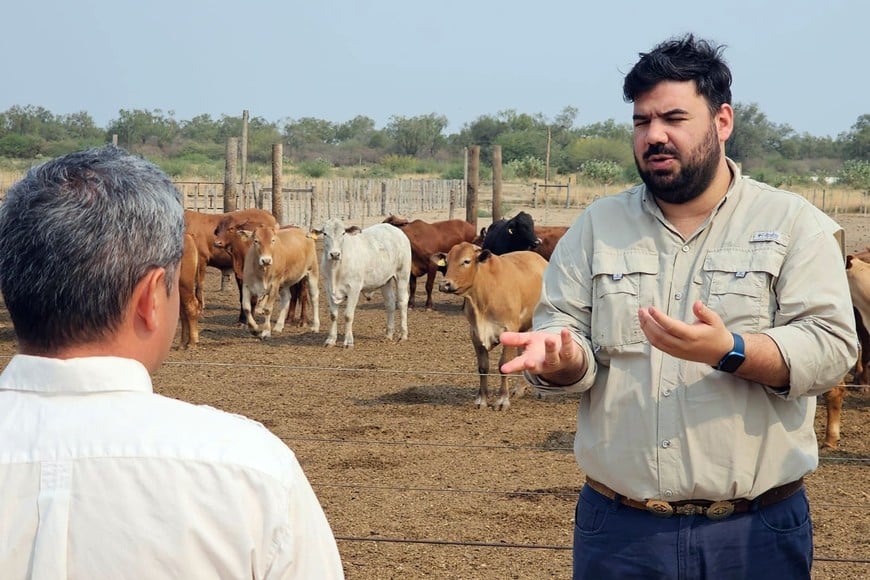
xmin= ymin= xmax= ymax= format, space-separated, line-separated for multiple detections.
xmin=106 ymin=109 xmax=179 ymax=149
xmin=841 ymin=114 xmax=870 ymax=161
xmin=385 ymin=113 xmax=447 ymax=157
xmin=562 ymin=137 xmax=633 ymax=173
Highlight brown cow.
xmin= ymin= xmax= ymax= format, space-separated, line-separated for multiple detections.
xmin=213 ymin=216 xmax=309 ymax=327
xmin=241 ymin=225 xmax=320 ymax=340
xmin=532 ymin=225 xmax=569 ymax=260
xmin=178 ymin=233 xmax=201 ymax=349
xmin=824 ymin=254 xmax=870 ymax=449
xmin=184 ymin=209 xmax=278 ymax=322
xmin=383 ymin=214 xmax=477 ymax=309
xmin=434 ymin=242 xmax=548 ymax=410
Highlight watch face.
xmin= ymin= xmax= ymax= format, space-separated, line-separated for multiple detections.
xmin=718 ymin=353 xmax=746 ymax=373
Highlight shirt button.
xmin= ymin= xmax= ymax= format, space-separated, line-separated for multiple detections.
xmin=681 ymin=245 xmax=690 ymax=253
xmin=664 ymin=490 xmax=674 ymax=498
xmin=661 ymin=440 xmax=671 ymax=448
xmin=663 ymin=389 xmax=672 ymax=397
xmin=674 ymin=292 xmax=683 ymax=300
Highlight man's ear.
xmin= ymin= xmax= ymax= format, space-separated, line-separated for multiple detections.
xmin=133 ymin=268 xmax=167 ymax=332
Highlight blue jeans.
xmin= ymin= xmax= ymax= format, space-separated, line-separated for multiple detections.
xmin=573 ymin=483 xmax=812 ymax=580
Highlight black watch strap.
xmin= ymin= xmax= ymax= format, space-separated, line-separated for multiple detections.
xmin=714 ymin=332 xmax=746 ymax=373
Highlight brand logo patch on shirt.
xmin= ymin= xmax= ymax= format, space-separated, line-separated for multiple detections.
xmin=612 ymin=273 xmax=623 ymax=281
xmin=750 ymin=231 xmax=780 ymax=243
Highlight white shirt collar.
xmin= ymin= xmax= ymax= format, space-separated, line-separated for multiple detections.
xmin=0 ymin=355 xmax=153 ymax=394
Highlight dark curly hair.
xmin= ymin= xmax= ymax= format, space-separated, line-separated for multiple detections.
xmin=623 ymin=34 xmax=732 ymax=114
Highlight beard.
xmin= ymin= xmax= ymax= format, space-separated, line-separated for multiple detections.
xmin=635 ymin=123 xmax=721 ymax=205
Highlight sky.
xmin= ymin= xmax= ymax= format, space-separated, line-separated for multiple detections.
xmin=2 ymin=0 xmax=867 ymax=138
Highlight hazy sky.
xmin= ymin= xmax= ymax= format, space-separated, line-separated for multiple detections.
xmin=3 ymin=0 xmax=866 ymax=138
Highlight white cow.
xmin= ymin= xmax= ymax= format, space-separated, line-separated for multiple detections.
xmin=317 ymin=218 xmax=412 ymax=347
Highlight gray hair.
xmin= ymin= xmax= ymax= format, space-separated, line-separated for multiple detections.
xmin=0 ymin=146 xmax=185 ymax=352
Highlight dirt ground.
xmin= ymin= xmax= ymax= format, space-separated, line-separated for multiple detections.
xmin=3 ymin=206 xmax=867 ymax=579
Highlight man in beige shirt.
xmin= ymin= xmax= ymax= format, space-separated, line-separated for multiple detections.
xmin=502 ymin=34 xmax=856 ymax=580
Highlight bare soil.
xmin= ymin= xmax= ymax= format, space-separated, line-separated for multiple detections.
xmin=2 ymin=206 xmax=867 ymax=579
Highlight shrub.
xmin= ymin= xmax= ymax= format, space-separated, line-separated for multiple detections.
xmin=295 ymin=158 xmax=333 ymax=178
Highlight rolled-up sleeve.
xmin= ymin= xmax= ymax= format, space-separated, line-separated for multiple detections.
xmin=763 ymin=217 xmax=857 ymax=398
xmin=525 ymin=218 xmax=599 ymax=395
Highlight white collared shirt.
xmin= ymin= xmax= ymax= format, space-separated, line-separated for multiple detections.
xmin=0 ymin=355 xmax=344 ymax=579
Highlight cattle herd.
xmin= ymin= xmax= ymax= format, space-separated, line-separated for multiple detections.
xmin=180 ymin=208 xmax=868 ymax=442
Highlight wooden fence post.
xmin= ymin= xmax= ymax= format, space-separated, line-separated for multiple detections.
xmin=466 ymin=145 xmax=480 ymax=230
xmin=223 ymin=137 xmax=238 ymax=212
xmin=240 ymin=110 xmax=249 ymax=201
xmin=492 ymin=145 xmax=503 ymax=222
xmin=272 ymin=144 xmax=284 ymax=224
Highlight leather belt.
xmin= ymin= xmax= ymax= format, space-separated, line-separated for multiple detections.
xmin=585 ymin=477 xmax=805 ymax=521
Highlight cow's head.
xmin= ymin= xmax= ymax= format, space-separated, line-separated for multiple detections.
xmin=383 ymin=214 xmax=409 ymax=227
xmin=435 ymin=242 xmax=492 ymax=295
xmin=248 ymin=225 xmax=280 ymax=268
xmin=508 ymin=211 xmax=541 ymax=249
xmin=318 ymin=218 xmax=361 ymax=262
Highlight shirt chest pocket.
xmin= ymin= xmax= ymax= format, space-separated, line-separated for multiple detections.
xmin=591 ymin=251 xmax=659 ymax=348
xmin=697 ymin=248 xmax=784 ymax=332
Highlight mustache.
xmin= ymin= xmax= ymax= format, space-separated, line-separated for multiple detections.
xmin=643 ymin=144 xmax=678 ymax=160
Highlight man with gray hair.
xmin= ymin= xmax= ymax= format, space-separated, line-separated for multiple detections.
xmin=0 ymin=146 xmax=344 ymax=578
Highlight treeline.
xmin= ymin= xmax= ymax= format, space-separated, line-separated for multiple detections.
xmin=0 ymin=104 xmax=868 ymax=189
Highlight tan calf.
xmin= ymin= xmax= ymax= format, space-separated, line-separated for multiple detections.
xmin=185 ymin=208 xmax=277 ymax=322
xmin=241 ymin=225 xmax=320 ymax=340
xmin=214 ymin=217 xmax=309 ymax=327
xmin=435 ymin=242 xmax=548 ymax=410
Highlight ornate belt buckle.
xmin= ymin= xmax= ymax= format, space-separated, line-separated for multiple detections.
xmin=645 ymin=499 xmax=674 ymax=517
xmin=706 ymin=501 xmax=735 ymax=520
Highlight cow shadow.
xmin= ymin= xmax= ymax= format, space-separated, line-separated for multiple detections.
xmin=358 ymin=384 xmax=472 ymax=407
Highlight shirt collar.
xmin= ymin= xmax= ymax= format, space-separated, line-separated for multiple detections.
xmin=0 ymin=355 xmax=153 ymax=394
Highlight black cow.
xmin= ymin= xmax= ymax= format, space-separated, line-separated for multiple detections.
xmin=481 ymin=211 xmax=541 ymax=255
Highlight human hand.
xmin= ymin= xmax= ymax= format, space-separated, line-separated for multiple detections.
xmin=637 ymin=300 xmax=735 ymax=366
xmin=499 ymin=328 xmax=586 ymax=385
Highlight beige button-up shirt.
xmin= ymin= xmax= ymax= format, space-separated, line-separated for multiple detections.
xmin=0 ymin=355 xmax=344 ymax=579
xmin=531 ymin=160 xmax=856 ymax=502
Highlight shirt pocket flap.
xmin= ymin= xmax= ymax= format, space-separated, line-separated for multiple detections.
xmin=592 ymin=252 xmax=659 ymax=297
xmin=703 ymin=249 xmax=784 ymax=297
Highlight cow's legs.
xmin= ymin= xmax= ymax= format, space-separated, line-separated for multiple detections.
xmin=382 ymin=281 xmax=397 ymax=341
xmin=423 ymin=264 xmax=436 ymax=310
xmin=256 ymin=286 xmax=281 ymax=340
xmin=494 ymin=344 xmax=523 ymax=411
xmin=396 ymin=276 xmax=410 ymax=341
xmin=474 ymin=341 xmax=490 ymax=410
xmin=341 ymin=290 xmax=362 ymax=348
xmin=822 ymin=384 xmax=845 ymax=450
xmin=407 ymin=274 xmax=418 ymax=309
xmin=270 ymin=285 xmax=294 ymax=335
xmin=242 ymin=284 xmax=261 ymax=334
xmin=306 ymin=272 xmax=320 ymax=333
xmin=325 ymin=297 xmax=340 ymax=347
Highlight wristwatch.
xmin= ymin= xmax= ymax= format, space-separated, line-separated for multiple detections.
xmin=714 ymin=332 xmax=745 ymax=373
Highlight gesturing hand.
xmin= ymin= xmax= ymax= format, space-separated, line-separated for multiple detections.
xmin=499 ymin=328 xmax=586 ymax=385
xmin=637 ymin=300 xmax=734 ymax=366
